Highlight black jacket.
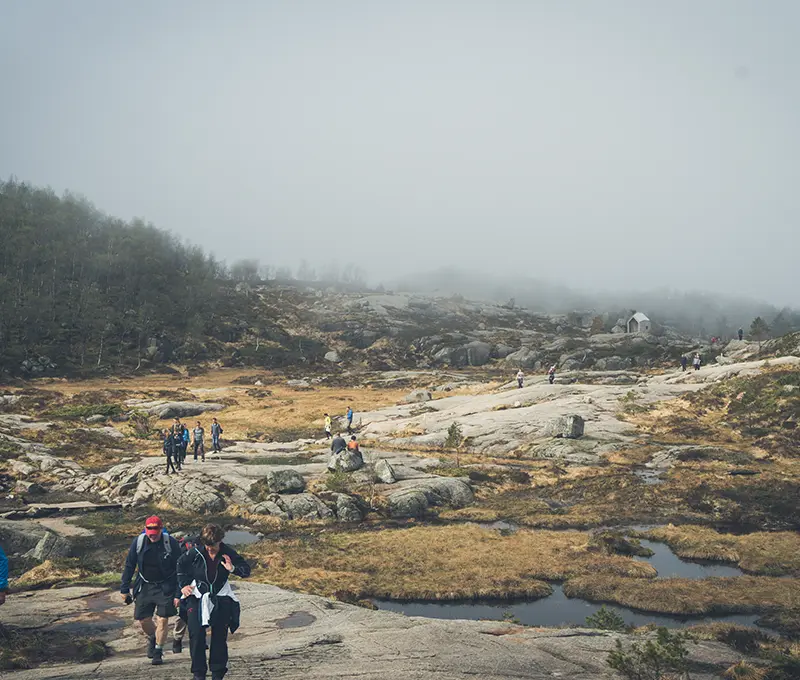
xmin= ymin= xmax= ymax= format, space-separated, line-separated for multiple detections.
xmin=331 ymin=436 xmax=347 ymax=454
xmin=120 ymin=532 xmax=182 ymax=598
xmin=163 ymin=433 xmax=177 ymax=456
xmin=177 ymin=542 xmax=251 ymax=597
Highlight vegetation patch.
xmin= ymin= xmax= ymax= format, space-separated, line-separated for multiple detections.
xmin=243 ymin=524 xmax=656 ymax=601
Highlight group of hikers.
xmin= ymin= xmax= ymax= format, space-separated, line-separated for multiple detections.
xmin=323 ymin=405 xmax=355 ymax=438
xmin=120 ymin=516 xmax=251 ymax=679
xmin=515 ymin=365 xmax=558 ymax=388
xmin=681 ymin=353 xmax=703 ymax=372
xmin=162 ymin=417 xmax=224 ymax=474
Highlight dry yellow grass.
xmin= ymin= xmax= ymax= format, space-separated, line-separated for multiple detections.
xmin=563 ymin=575 xmax=800 ymax=616
xmin=244 ymin=524 xmax=656 ymax=601
xmin=643 ymin=525 xmax=800 ymax=576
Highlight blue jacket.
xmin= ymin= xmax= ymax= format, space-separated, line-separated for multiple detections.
xmin=0 ymin=544 xmax=8 ymax=591
xmin=120 ymin=531 xmax=181 ymax=598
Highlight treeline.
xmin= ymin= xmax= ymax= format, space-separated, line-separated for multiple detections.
xmin=0 ymin=180 xmax=325 ymax=375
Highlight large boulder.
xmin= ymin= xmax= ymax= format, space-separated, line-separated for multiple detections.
xmin=324 ymin=351 xmax=341 ymax=363
xmin=544 ymin=415 xmax=585 ymax=439
xmin=416 ymin=477 xmax=473 ymax=508
xmin=504 ymin=348 xmax=540 ymax=369
xmin=387 ymin=488 xmax=429 ymax=518
xmin=374 ymin=459 xmax=397 ymax=484
xmin=165 ymin=479 xmax=226 ymax=513
xmin=335 ymin=494 xmax=363 ymax=522
xmin=464 ymin=341 xmax=492 ymax=367
xmin=265 ymin=469 xmax=305 ymax=494
xmin=126 ymin=400 xmax=226 ymax=419
xmin=280 ymin=493 xmax=334 ymax=520
xmin=26 ymin=530 xmax=72 ymax=561
xmin=252 ymin=499 xmax=290 ymax=520
xmin=404 ymin=389 xmax=432 ymax=403
xmin=328 ymin=450 xmax=364 ymax=472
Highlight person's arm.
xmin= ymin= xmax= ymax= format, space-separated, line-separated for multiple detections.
xmin=120 ymin=539 xmax=138 ymax=594
xmin=168 ymin=537 xmax=182 ymax=599
xmin=223 ymin=545 xmax=252 ymax=578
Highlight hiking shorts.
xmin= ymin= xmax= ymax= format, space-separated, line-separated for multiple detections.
xmin=134 ymin=581 xmax=177 ymax=620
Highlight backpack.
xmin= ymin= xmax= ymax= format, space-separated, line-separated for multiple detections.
xmin=136 ymin=530 xmax=173 ymax=557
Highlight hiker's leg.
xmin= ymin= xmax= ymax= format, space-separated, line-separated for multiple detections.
xmin=155 ymin=615 xmax=170 ymax=647
xmin=186 ymin=603 xmax=208 ymax=676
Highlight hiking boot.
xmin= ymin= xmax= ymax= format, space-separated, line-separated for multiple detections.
xmin=211 ymin=674 xmax=225 ymax=680
xmin=172 ymin=638 xmax=182 ymax=654
xmin=151 ymin=648 xmax=163 ymax=665
xmin=146 ymin=636 xmax=156 ymax=659
xmin=193 ymin=674 xmax=206 ymax=680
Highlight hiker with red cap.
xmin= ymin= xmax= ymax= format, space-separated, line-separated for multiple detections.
xmin=120 ymin=515 xmax=182 ymax=666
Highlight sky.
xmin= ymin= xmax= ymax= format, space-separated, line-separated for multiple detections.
xmin=1 ymin=1 xmax=798 ymax=305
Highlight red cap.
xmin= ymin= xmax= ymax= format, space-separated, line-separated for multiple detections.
xmin=144 ymin=516 xmax=163 ymax=537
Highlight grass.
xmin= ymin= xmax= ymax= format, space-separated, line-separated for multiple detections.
xmin=562 ymin=575 xmax=800 ymax=622
xmin=242 ymin=524 xmax=656 ymax=601
xmin=641 ymin=525 xmax=800 ymax=576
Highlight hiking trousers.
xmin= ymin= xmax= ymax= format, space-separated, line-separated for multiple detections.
xmin=165 ymin=456 xmax=178 ymax=474
xmin=212 ymin=435 xmax=221 ymax=452
xmin=186 ymin=595 xmax=234 ymax=678
xmin=194 ymin=442 xmax=205 ymax=461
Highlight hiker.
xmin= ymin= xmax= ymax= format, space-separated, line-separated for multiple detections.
xmin=171 ymin=535 xmax=198 ymax=655
xmin=163 ymin=429 xmax=179 ymax=475
xmin=516 ymin=369 xmax=524 ymax=389
xmin=182 ymin=424 xmax=191 ymax=462
xmin=192 ymin=421 xmax=206 ymax=462
xmin=738 ymin=327 xmax=744 ymax=341
xmin=211 ymin=417 xmax=223 ymax=453
xmin=173 ymin=418 xmax=187 ymax=464
xmin=324 ymin=413 xmax=332 ymax=439
xmin=331 ymin=432 xmax=347 ymax=454
xmin=346 ymin=406 xmax=354 ymax=434
xmin=178 ymin=524 xmax=251 ymax=680
xmin=548 ymin=364 xmax=556 ymax=385
xmin=693 ymin=353 xmax=702 ymax=371
xmin=680 ymin=355 xmax=688 ymax=372
xmin=120 ymin=516 xmax=181 ymax=666
xmin=0 ymin=542 xmax=8 ymax=606
xmin=347 ymin=435 xmax=360 ymax=452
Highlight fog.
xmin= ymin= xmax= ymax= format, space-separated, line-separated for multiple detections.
xmin=1 ymin=1 xmax=799 ymax=306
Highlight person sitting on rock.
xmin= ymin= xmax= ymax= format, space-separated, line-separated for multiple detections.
xmin=516 ymin=369 xmax=524 ymax=388
xmin=120 ymin=516 xmax=182 ymax=667
xmin=347 ymin=435 xmax=360 ymax=452
xmin=331 ymin=433 xmax=347 ymax=454
xmin=163 ymin=429 xmax=179 ymax=475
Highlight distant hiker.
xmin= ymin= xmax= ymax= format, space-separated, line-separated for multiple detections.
xmin=331 ymin=433 xmax=347 ymax=454
xmin=548 ymin=365 xmax=556 ymax=385
xmin=210 ymin=417 xmax=223 ymax=453
xmin=163 ymin=429 xmax=179 ymax=475
xmin=346 ymin=406 xmax=354 ymax=434
xmin=192 ymin=421 xmax=205 ymax=462
xmin=0 ymin=542 xmax=8 ymax=606
xmin=680 ymin=356 xmax=688 ymax=372
xmin=177 ymin=524 xmax=251 ymax=680
xmin=693 ymin=353 xmax=702 ymax=371
xmin=516 ymin=369 xmax=524 ymax=389
xmin=738 ymin=327 xmax=744 ymax=341
xmin=347 ymin=435 xmax=360 ymax=452
xmin=182 ymin=425 xmax=191 ymax=461
xmin=324 ymin=413 xmax=332 ymax=439
xmin=120 ymin=516 xmax=181 ymax=666
xmin=172 ymin=418 xmax=188 ymax=464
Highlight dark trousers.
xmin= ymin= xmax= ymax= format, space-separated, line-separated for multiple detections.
xmin=187 ymin=596 xmax=233 ymax=678
xmin=549 ymin=374 xmax=555 ymax=384
xmin=194 ymin=442 xmax=205 ymax=461
xmin=347 ymin=420 xmax=353 ymax=434
xmin=212 ymin=435 xmax=221 ymax=452
xmin=165 ymin=456 xmax=178 ymax=474
xmin=517 ymin=379 xmax=523 ymax=388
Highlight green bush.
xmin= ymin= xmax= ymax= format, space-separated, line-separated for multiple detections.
xmin=48 ymin=403 xmax=121 ymax=420
xmin=585 ymin=606 xmax=629 ymax=632
xmin=607 ymin=628 xmax=693 ymax=680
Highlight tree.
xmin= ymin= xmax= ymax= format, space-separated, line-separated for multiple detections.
xmin=444 ymin=421 xmax=464 ymax=467
xmin=749 ymin=316 xmax=771 ymax=350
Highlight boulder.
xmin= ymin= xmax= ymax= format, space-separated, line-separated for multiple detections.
xmin=504 ymin=348 xmax=540 ymax=369
xmin=280 ymin=493 xmax=334 ymax=520
xmin=84 ymin=414 xmax=107 ymax=424
xmin=464 ymin=341 xmax=492 ymax=367
xmin=404 ymin=389 xmax=432 ymax=403
xmin=265 ymin=469 xmax=305 ymax=494
xmin=126 ymin=400 xmax=226 ymax=419
xmin=388 ymin=488 xmax=429 ymax=518
xmin=26 ymin=530 xmax=72 ymax=561
xmin=374 ymin=459 xmax=397 ymax=484
xmin=417 ymin=477 xmax=473 ymax=508
xmin=491 ymin=344 xmax=515 ymax=359
xmin=328 ymin=449 xmax=364 ymax=472
xmin=165 ymin=479 xmax=226 ymax=513
xmin=252 ymin=500 xmax=290 ymax=520
xmin=324 ymin=351 xmax=341 ymax=363
xmin=9 ymin=459 xmax=36 ymax=477
xmin=594 ymin=356 xmax=631 ymax=371
xmin=335 ymin=494 xmax=363 ymax=522
xmin=544 ymin=415 xmax=585 ymax=439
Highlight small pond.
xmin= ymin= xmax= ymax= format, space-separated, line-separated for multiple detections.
xmin=224 ymin=530 xmax=262 ymax=545
xmin=373 ymin=529 xmax=760 ymax=630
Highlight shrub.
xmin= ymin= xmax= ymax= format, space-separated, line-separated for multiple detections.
xmin=585 ymin=606 xmax=628 ymax=632
xmin=607 ymin=628 xmax=693 ymax=680
xmin=128 ymin=410 xmax=156 ymax=439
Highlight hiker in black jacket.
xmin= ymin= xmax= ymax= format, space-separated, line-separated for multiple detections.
xmin=163 ymin=429 xmax=179 ymax=474
xmin=177 ymin=524 xmax=251 ymax=680
xmin=120 ymin=516 xmax=182 ymax=666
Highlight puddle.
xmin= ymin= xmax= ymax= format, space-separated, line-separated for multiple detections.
xmin=224 ymin=530 xmax=262 ymax=545
xmin=275 ymin=610 xmax=317 ymax=629
xmin=372 ymin=585 xmax=766 ymax=631
xmin=639 ymin=540 xmax=743 ymax=578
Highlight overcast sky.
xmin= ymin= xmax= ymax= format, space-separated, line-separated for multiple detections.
xmin=1 ymin=1 xmax=798 ymax=304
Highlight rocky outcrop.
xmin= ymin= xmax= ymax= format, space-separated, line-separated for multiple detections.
xmin=334 ymin=493 xmax=363 ymax=522
xmin=124 ymin=400 xmax=226 ymax=418
xmin=165 ymin=479 xmax=226 ymax=513
xmin=264 ymin=469 xmax=305 ymax=494
xmin=387 ymin=477 xmax=473 ymax=517
xmin=404 ymin=389 xmax=432 ymax=403
xmin=328 ymin=449 xmax=364 ymax=472
xmin=544 ymin=415 xmax=585 ymax=439
xmin=374 ymin=459 xmax=397 ymax=484
xmin=279 ymin=493 xmax=334 ymax=520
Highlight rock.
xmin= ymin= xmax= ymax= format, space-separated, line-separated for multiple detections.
xmin=15 ymin=481 xmax=46 ymax=495
xmin=125 ymin=400 xmax=226 ymax=419
xmin=594 ymin=356 xmax=631 ymax=371
xmin=165 ymin=479 xmax=226 ymax=513
xmin=491 ymin=344 xmax=515 ymax=359
xmin=416 ymin=477 xmax=474 ymax=508
xmin=252 ymin=500 xmax=290 ymax=520
xmin=265 ymin=469 xmax=305 ymax=494
xmin=9 ymin=459 xmax=36 ymax=476
xmin=464 ymin=341 xmax=492 ymax=366
xmin=84 ymin=414 xmax=107 ymax=424
xmin=544 ymin=415 xmax=585 ymax=439
xmin=287 ymin=379 xmax=311 ymax=388
xmin=335 ymin=494 xmax=363 ymax=522
xmin=404 ymin=389 xmax=432 ymax=403
xmin=374 ymin=459 xmax=397 ymax=484
xmin=280 ymin=493 xmax=334 ymax=520
xmin=388 ymin=488 xmax=429 ymax=518
xmin=324 ymin=351 xmax=341 ymax=363
xmin=25 ymin=530 xmax=72 ymax=561
xmin=328 ymin=449 xmax=364 ymax=472
xmin=504 ymin=348 xmax=540 ymax=369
